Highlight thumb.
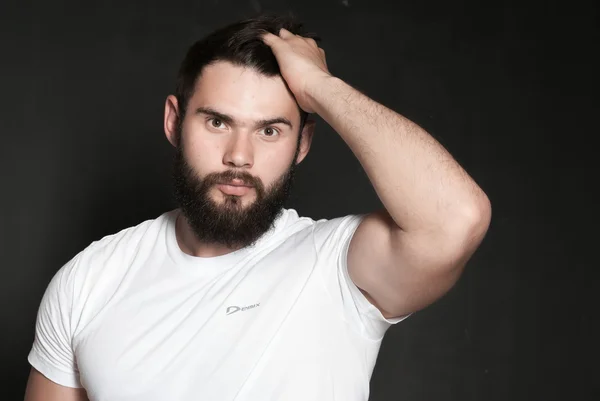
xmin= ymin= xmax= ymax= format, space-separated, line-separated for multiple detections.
xmin=278 ymin=28 xmax=295 ymax=39
xmin=260 ymin=31 xmax=282 ymax=47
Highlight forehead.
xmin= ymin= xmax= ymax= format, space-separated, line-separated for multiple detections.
xmin=189 ymin=61 xmax=300 ymax=124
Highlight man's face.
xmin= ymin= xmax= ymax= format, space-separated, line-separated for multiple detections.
xmin=172 ymin=61 xmax=306 ymax=249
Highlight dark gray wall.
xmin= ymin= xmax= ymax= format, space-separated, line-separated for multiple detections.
xmin=2 ymin=0 xmax=597 ymax=400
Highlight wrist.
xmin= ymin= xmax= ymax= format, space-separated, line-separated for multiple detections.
xmin=304 ymin=74 xmax=340 ymax=114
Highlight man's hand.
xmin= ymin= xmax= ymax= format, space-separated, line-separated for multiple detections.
xmin=261 ymin=28 xmax=331 ymax=113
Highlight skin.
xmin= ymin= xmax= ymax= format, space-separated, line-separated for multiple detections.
xmin=24 ymin=368 xmax=88 ymax=401
xmin=164 ymin=61 xmax=315 ymax=257
xmin=24 ymin=28 xmax=492 ymax=400
xmin=261 ymin=29 xmax=492 ymax=318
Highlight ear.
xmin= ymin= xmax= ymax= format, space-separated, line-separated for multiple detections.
xmin=295 ymin=118 xmax=315 ymax=165
xmin=164 ymin=95 xmax=180 ymax=147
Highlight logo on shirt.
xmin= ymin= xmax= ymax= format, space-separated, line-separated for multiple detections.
xmin=226 ymin=303 xmax=260 ymax=315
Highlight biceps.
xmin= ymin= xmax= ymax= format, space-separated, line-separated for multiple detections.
xmin=347 ymin=209 xmax=466 ymax=318
xmin=24 ymin=368 xmax=88 ymax=401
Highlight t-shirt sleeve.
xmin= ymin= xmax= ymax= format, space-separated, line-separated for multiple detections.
xmin=28 ymin=255 xmax=83 ymax=388
xmin=313 ymin=214 xmax=410 ymax=340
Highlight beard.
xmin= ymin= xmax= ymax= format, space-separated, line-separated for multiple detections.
xmin=172 ymin=138 xmax=299 ymax=250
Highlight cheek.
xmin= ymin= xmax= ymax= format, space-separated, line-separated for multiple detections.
xmin=256 ymin=144 xmax=296 ymax=183
xmin=182 ymin=128 xmax=224 ymax=170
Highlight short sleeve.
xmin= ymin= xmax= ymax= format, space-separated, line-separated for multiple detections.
xmin=313 ymin=214 xmax=410 ymax=340
xmin=28 ymin=255 xmax=83 ymax=388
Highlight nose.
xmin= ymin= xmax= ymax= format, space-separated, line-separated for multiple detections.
xmin=223 ymin=132 xmax=254 ymax=169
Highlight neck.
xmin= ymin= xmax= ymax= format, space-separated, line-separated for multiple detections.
xmin=175 ymin=212 xmax=243 ymax=258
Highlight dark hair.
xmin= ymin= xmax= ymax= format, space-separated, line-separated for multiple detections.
xmin=175 ymin=14 xmax=320 ymax=134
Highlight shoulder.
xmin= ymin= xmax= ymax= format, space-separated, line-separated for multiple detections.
xmin=76 ymin=210 xmax=172 ymax=266
xmin=283 ymin=209 xmax=362 ymax=231
xmin=280 ymin=209 xmax=365 ymax=249
xmin=311 ymin=213 xmax=365 ymax=244
xmin=52 ymin=210 xmax=175 ymax=301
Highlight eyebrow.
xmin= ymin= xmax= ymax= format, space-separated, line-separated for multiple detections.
xmin=194 ymin=106 xmax=294 ymax=130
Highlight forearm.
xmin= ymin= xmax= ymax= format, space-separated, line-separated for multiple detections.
xmin=308 ymin=76 xmax=489 ymax=235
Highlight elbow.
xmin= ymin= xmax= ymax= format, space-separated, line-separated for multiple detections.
xmin=469 ymin=192 xmax=492 ymax=240
xmin=442 ymin=194 xmax=491 ymax=259
xmin=455 ymin=194 xmax=492 ymax=255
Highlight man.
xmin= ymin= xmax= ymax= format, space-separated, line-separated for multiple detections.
xmin=24 ymin=14 xmax=491 ymax=401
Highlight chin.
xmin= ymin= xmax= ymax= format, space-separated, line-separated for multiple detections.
xmin=213 ymin=190 xmax=256 ymax=208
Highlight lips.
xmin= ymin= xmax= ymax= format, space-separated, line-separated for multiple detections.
xmin=218 ymin=180 xmax=252 ymax=187
xmin=216 ymin=181 xmax=253 ymax=196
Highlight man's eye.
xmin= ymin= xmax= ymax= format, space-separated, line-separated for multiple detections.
xmin=210 ymin=118 xmax=223 ymax=128
xmin=262 ymin=127 xmax=278 ymax=137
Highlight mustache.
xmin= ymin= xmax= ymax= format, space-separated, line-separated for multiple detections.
xmin=202 ymin=170 xmax=264 ymax=191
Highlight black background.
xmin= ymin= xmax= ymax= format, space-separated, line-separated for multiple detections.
xmin=1 ymin=0 xmax=598 ymax=400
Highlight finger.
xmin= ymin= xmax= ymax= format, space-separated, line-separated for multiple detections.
xmin=304 ymin=37 xmax=318 ymax=48
xmin=278 ymin=28 xmax=295 ymax=39
xmin=261 ymin=31 xmax=282 ymax=47
xmin=320 ymin=48 xmax=328 ymax=67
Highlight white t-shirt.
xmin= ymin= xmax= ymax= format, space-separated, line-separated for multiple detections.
xmin=28 ymin=208 xmax=407 ymax=401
